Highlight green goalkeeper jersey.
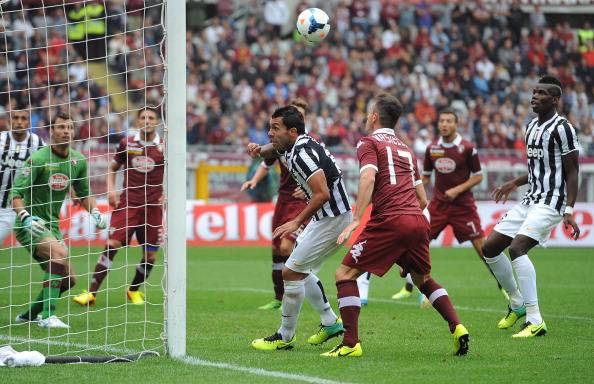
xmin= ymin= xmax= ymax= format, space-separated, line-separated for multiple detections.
xmin=9 ymin=146 xmax=90 ymax=232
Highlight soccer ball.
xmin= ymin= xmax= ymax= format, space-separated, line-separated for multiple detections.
xmin=296 ymin=8 xmax=330 ymax=43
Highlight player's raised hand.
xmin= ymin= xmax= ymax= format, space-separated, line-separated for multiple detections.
xmin=292 ymin=187 xmax=306 ymax=200
xmin=273 ymin=220 xmax=300 ymax=240
xmin=492 ymin=180 xmax=517 ymax=204
xmin=246 ymin=143 xmax=261 ymax=159
xmin=22 ymin=215 xmax=47 ymax=237
xmin=108 ymin=191 xmax=119 ymax=208
xmin=563 ymin=213 xmax=581 ymax=240
xmin=337 ymin=219 xmax=360 ymax=245
xmin=241 ymin=180 xmax=257 ymax=191
xmin=91 ymin=208 xmax=107 ymax=229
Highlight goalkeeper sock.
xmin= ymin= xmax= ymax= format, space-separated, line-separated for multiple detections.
xmin=129 ymin=257 xmax=154 ymax=291
xmin=40 ymin=262 xmax=65 ymax=319
xmin=22 ymin=290 xmax=44 ymax=320
xmin=90 ymin=247 xmax=117 ymax=294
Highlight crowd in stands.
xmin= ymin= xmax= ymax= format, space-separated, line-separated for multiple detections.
xmin=186 ymin=0 xmax=594 ymax=155
xmin=0 ymin=1 xmax=593 ymax=156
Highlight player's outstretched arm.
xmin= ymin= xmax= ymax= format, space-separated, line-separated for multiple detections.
xmin=492 ymin=174 xmax=528 ymax=203
xmin=246 ymin=142 xmax=280 ymax=160
xmin=562 ymin=151 xmax=580 ymax=239
xmin=273 ymin=170 xmax=330 ymax=239
xmin=337 ymin=168 xmax=376 ymax=245
xmin=241 ymin=162 xmax=269 ymax=191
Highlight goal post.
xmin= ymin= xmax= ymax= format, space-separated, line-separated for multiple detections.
xmin=164 ymin=0 xmax=186 ymax=358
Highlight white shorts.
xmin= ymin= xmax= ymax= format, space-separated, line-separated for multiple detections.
xmin=0 ymin=208 xmax=15 ymax=245
xmin=285 ymin=211 xmax=353 ymax=274
xmin=493 ymin=203 xmax=562 ymax=246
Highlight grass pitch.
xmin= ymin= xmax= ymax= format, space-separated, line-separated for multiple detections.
xmin=1 ymin=245 xmax=593 ymax=383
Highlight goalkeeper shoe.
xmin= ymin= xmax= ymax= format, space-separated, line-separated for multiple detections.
xmin=15 ymin=314 xmax=39 ymax=323
xmin=321 ymin=343 xmax=363 ymax=358
xmin=73 ymin=290 xmax=96 ymax=306
xmin=452 ymin=324 xmax=470 ymax=356
xmin=391 ymin=286 xmax=412 ymax=300
xmin=258 ymin=299 xmax=282 ymax=310
xmin=307 ymin=318 xmax=344 ymax=345
xmin=251 ymin=333 xmax=295 ymax=351
xmin=38 ymin=316 xmax=69 ymax=329
xmin=360 ymin=298 xmax=368 ymax=306
xmin=497 ymin=305 xmax=526 ymax=329
xmin=127 ymin=290 xmax=145 ymax=305
xmin=512 ymin=321 xmax=547 ymax=338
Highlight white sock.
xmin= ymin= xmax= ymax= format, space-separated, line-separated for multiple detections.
xmin=303 ymin=273 xmax=338 ymax=327
xmin=485 ymin=253 xmax=524 ymax=309
xmin=512 ymin=255 xmax=542 ymax=325
xmin=356 ymin=273 xmax=371 ymax=301
xmin=405 ymin=273 xmax=413 ymax=286
xmin=278 ymin=279 xmax=305 ymax=341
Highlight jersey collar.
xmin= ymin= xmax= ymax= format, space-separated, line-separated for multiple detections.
xmin=536 ymin=112 xmax=558 ymax=128
xmin=133 ymin=132 xmax=160 ymax=145
xmin=438 ymin=134 xmax=462 ymax=148
xmin=372 ymin=128 xmax=395 ymax=135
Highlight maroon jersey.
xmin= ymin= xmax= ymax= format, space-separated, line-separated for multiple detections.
xmin=423 ymin=134 xmax=482 ymax=207
xmin=114 ymin=133 xmax=164 ymax=206
xmin=357 ymin=128 xmax=422 ymax=219
xmin=264 ymin=156 xmax=301 ymax=202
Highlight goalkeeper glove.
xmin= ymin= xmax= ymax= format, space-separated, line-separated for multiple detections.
xmin=19 ymin=211 xmax=47 ymax=237
xmin=91 ymin=208 xmax=107 ymax=229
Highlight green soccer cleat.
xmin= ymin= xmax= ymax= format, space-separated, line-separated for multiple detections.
xmin=498 ymin=305 xmax=526 ymax=329
xmin=512 ymin=321 xmax=547 ymax=338
xmin=321 ymin=342 xmax=363 ymax=357
xmin=251 ymin=332 xmax=295 ymax=350
xmin=391 ymin=286 xmax=412 ymax=300
xmin=258 ymin=299 xmax=282 ymax=310
xmin=452 ymin=324 xmax=470 ymax=356
xmin=307 ymin=318 xmax=344 ymax=345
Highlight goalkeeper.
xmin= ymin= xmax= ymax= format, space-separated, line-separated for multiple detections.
xmin=11 ymin=113 xmax=106 ymax=329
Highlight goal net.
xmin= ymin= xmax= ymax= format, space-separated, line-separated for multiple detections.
xmin=0 ymin=0 xmax=186 ymax=360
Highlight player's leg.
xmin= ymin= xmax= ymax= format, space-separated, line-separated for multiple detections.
xmin=356 ymin=272 xmax=371 ymax=305
xmin=259 ymin=236 xmax=291 ymax=310
xmin=470 ymin=237 xmax=507 ymax=298
xmin=392 ymin=272 xmax=414 ymax=300
xmin=320 ymin=264 xmax=364 ymax=357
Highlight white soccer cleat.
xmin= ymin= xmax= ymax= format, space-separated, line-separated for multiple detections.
xmin=14 ymin=314 xmax=40 ymax=324
xmin=38 ymin=315 xmax=69 ymax=329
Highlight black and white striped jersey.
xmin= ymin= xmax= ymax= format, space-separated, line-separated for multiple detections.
xmin=285 ymin=134 xmax=351 ymax=221
xmin=521 ymin=113 xmax=580 ymax=212
xmin=0 ymin=131 xmax=45 ymax=208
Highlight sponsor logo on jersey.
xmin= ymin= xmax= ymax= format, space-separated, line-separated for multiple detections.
xmin=526 ymin=146 xmax=544 ymax=159
xmin=48 ymin=173 xmax=70 ymax=191
xmin=0 ymin=157 xmax=26 ymax=169
xmin=19 ymin=167 xmax=31 ymax=177
xmin=434 ymin=157 xmax=456 ymax=174
xmin=430 ymin=147 xmax=445 ymax=157
xmin=132 ymin=156 xmax=156 ymax=173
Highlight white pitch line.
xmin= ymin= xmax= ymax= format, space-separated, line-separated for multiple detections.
xmin=0 ymin=334 xmax=140 ymax=354
xmin=196 ymin=287 xmax=594 ymax=322
xmin=178 ymin=355 xmax=355 ymax=384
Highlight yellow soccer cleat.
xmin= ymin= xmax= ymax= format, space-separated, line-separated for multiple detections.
xmin=127 ymin=290 xmax=145 ymax=305
xmin=73 ymin=290 xmax=96 ymax=306
xmin=391 ymin=286 xmax=412 ymax=300
xmin=251 ymin=333 xmax=295 ymax=351
xmin=452 ymin=324 xmax=469 ymax=356
xmin=498 ymin=305 xmax=526 ymax=329
xmin=321 ymin=342 xmax=362 ymax=357
xmin=307 ymin=318 xmax=344 ymax=345
xmin=419 ymin=293 xmax=431 ymax=309
xmin=512 ymin=321 xmax=547 ymax=338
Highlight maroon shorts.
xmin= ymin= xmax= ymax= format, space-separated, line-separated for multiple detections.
xmin=271 ymin=199 xmax=308 ymax=249
xmin=342 ymin=214 xmax=431 ymax=277
xmin=110 ymin=204 xmax=163 ymax=250
xmin=428 ymin=200 xmax=484 ymax=243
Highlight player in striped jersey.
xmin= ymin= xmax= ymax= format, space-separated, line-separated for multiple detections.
xmin=0 ymin=106 xmax=44 ymax=245
xmin=482 ymin=75 xmax=581 ymax=338
xmin=248 ymin=105 xmax=352 ymax=351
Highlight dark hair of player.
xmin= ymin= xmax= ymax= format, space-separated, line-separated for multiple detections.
xmin=537 ymin=75 xmax=563 ymax=96
xmin=51 ymin=111 xmax=71 ymax=126
xmin=290 ymin=98 xmax=309 ymax=115
xmin=137 ymin=106 xmax=159 ymax=118
xmin=373 ymin=93 xmax=403 ymax=129
xmin=271 ymin=105 xmax=305 ymax=135
xmin=439 ymin=108 xmax=459 ymax=123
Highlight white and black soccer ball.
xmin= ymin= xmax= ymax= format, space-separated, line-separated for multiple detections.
xmin=296 ymin=8 xmax=330 ymax=43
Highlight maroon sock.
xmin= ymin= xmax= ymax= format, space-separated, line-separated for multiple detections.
xmin=90 ymin=247 xmax=118 ymax=294
xmin=130 ymin=258 xmax=154 ymax=291
xmin=336 ymin=279 xmax=361 ymax=348
xmin=272 ymin=254 xmax=287 ymax=301
xmin=419 ymin=278 xmax=460 ymax=333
